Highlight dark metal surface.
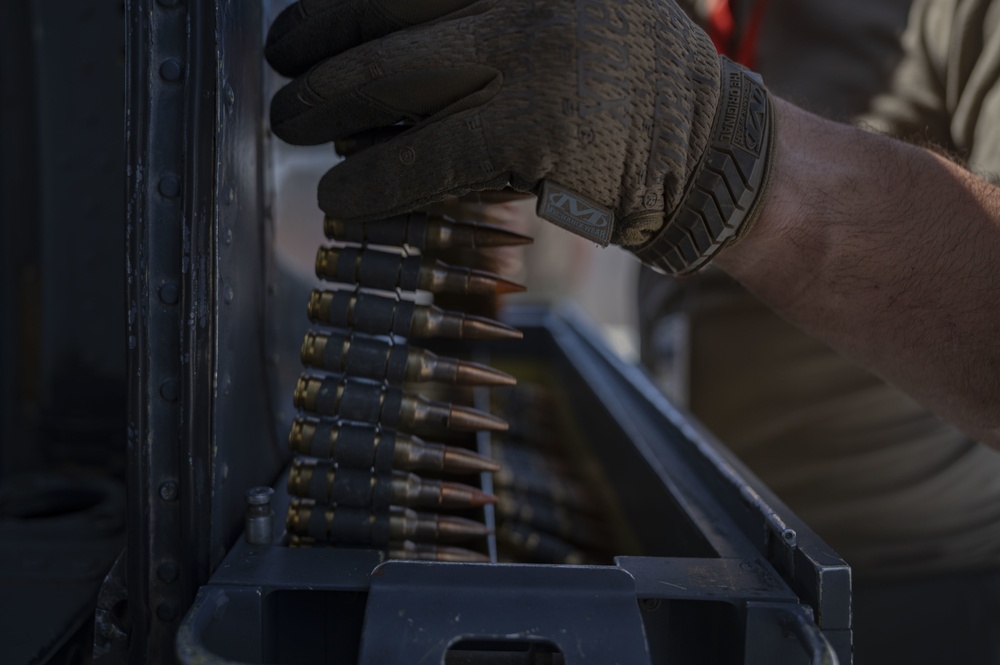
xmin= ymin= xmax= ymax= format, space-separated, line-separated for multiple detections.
xmin=212 ymin=0 xmax=289 ymax=568
xmin=94 ymin=551 xmax=131 ymax=664
xmin=125 ymin=0 xmax=288 ymax=660
xmin=177 ymin=306 xmax=851 ymax=665
xmin=358 ymin=562 xmax=650 ymax=665
xmin=177 ymin=540 xmax=383 ymax=664
xmin=125 ymin=0 xmax=199 ymax=656
xmin=519 ymin=306 xmax=853 ymax=632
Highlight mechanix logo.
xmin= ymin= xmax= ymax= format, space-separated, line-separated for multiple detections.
xmin=537 ymin=180 xmax=614 ymax=246
xmin=745 ymin=83 xmax=767 ymax=152
xmin=714 ymin=65 xmax=767 ymax=158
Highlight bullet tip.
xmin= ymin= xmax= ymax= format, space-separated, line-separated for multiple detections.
xmin=442 ymin=447 xmax=503 ymax=474
xmin=454 ymin=360 xmax=518 ymax=387
xmin=461 ymin=315 xmax=523 ymax=340
xmin=437 ymin=515 xmax=493 ymax=540
xmin=440 ymin=482 xmax=498 ymax=509
xmin=449 ymin=404 xmax=509 ymax=433
xmin=494 ymin=277 xmax=528 ymax=295
xmin=474 ymin=222 xmax=535 ymax=247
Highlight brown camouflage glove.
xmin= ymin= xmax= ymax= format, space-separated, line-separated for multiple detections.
xmin=266 ymin=0 xmax=775 ymax=275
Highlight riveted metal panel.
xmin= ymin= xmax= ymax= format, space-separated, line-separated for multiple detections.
xmin=125 ymin=0 xmax=289 ymax=660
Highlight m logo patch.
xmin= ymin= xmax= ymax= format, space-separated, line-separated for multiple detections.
xmin=745 ymin=83 xmax=767 ymax=152
xmin=536 ymin=180 xmax=614 ymax=246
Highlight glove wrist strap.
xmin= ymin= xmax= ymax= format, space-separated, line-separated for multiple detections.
xmin=633 ymin=58 xmax=775 ymax=276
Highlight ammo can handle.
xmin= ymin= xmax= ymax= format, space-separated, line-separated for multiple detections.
xmin=781 ymin=605 xmax=841 ymax=665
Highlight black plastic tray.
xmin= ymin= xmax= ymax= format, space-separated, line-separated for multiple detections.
xmin=177 ymin=305 xmax=850 ymax=665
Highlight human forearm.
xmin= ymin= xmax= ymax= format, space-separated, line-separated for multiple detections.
xmin=264 ymin=1 xmax=1000 ymax=446
xmin=715 ymin=98 xmax=1000 ymax=448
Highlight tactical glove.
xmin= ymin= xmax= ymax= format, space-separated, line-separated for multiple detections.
xmin=266 ymin=0 xmax=775 ymax=275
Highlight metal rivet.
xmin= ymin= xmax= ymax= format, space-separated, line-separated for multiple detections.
xmin=159 ymin=283 xmax=179 ymax=305
xmin=156 ymin=603 xmax=178 ymax=622
xmin=223 ymin=227 xmax=233 ymax=246
xmin=158 ymin=174 xmax=181 ymax=198
xmin=157 ymin=562 xmax=179 ymax=583
xmin=159 ymin=481 xmax=178 ymax=502
xmin=223 ymin=286 xmax=235 ymax=304
xmin=639 ymin=598 xmax=661 ymax=612
xmin=159 ymin=59 xmax=183 ymax=81
xmin=224 ymin=186 xmax=235 ymax=204
xmin=160 ymin=380 xmax=179 ymax=402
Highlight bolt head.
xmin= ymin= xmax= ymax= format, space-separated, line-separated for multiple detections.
xmin=245 ymin=486 xmax=274 ymax=506
xmin=159 ymin=481 xmax=178 ymax=502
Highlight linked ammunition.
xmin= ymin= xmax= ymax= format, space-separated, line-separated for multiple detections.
xmin=324 ymin=213 xmax=533 ymax=252
xmin=287 ymin=535 xmax=315 ymax=548
xmin=300 ymin=329 xmax=516 ymax=386
xmin=287 ymin=459 xmax=496 ymax=510
xmin=286 ymin=499 xmax=491 ymax=545
xmin=491 ymin=441 xmax=571 ymax=477
xmin=493 ymin=464 xmax=593 ymax=513
xmin=288 ymin=417 xmax=501 ymax=474
xmin=293 ymin=373 xmax=508 ymax=435
xmin=388 ymin=541 xmax=490 ymax=563
xmin=497 ymin=522 xmax=597 ymax=566
xmin=315 ymin=246 xmax=525 ymax=296
xmin=491 ymin=424 xmax=564 ymax=450
xmin=495 ymin=490 xmax=606 ymax=549
xmin=307 ymin=289 xmax=522 ymax=340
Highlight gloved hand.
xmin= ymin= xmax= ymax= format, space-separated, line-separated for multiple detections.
xmin=265 ymin=0 xmax=775 ymax=275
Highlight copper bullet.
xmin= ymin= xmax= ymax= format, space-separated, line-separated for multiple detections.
xmin=315 ymin=245 xmax=525 ymax=296
xmin=307 ymin=289 xmax=522 ymax=340
xmin=288 ymin=458 xmax=496 ymax=510
xmin=324 ymin=212 xmax=533 ymax=251
xmin=293 ymin=373 xmax=508 ymax=435
xmin=497 ymin=522 xmax=596 ymax=566
xmin=495 ymin=489 xmax=606 ymax=548
xmin=287 ymin=499 xmax=490 ymax=545
xmin=388 ymin=541 xmax=490 ymax=563
xmin=300 ymin=329 xmax=516 ymax=386
xmin=288 ymin=417 xmax=501 ymax=474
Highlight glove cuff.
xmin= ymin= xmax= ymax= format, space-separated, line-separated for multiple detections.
xmin=632 ymin=58 xmax=775 ymax=276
